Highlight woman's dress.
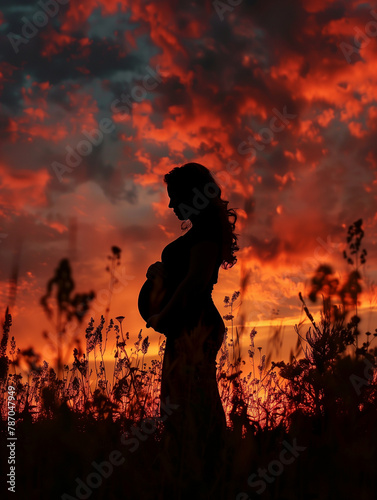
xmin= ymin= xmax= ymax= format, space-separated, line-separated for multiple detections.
xmin=156 ymin=220 xmax=227 ymax=499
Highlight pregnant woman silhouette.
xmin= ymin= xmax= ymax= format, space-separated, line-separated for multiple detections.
xmin=139 ymin=162 xmax=238 ymax=499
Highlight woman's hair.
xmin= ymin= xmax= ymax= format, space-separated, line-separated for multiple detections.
xmin=163 ymin=162 xmax=239 ymax=269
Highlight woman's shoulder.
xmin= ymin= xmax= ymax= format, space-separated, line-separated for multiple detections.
xmin=189 ymin=221 xmax=222 ymax=243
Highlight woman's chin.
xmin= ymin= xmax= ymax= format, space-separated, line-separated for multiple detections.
xmin=173 ymin=210 xmax=190 ymax=221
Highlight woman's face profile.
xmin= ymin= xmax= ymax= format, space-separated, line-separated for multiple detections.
xmin=167 ymin=185 xmax=192 ymax=220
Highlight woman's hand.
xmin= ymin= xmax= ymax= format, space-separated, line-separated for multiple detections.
xmin=146 ymin=313 xmax=165 ymax=333
xmin=146 ymin=261 xmax=167 ymax=281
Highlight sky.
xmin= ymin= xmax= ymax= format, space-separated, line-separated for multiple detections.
xmin=0 ymin=0 xmax=377 ymax=368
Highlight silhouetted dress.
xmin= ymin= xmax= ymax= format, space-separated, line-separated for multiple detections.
xmin=157 ymin=217 xmax=227 ymax=499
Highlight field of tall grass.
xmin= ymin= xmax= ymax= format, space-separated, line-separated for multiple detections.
xmin=0 ymin=220 xmax=376 ymax=499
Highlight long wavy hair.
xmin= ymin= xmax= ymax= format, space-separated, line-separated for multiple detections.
xmin=163 ymin=162 xmax=239 ymax=269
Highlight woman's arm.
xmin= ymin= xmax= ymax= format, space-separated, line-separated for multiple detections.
xmin=146 ymin=239 xmax=219 ymax=331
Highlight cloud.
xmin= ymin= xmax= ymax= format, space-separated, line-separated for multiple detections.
xmin=0 ymin=0 xmax=376 ymax=355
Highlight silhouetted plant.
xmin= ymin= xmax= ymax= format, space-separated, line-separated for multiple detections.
xmin=40 ymin=258 xmax=95 ymax=375
xmin=104 ymin=245 xmax=122 ymax=325
xmin=271 ymin=220 xmax=376 ymax=429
